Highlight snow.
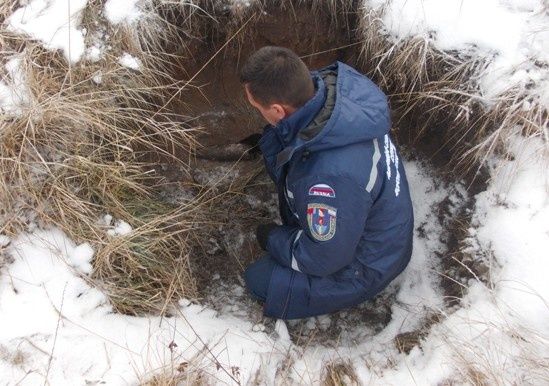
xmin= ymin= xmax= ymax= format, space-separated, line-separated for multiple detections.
xmin=7 ymin=0 xmax=88 ymax=64
xmin=365 ymin=0 xmax=549 ymax=105
xmin=0 ymin=0 xmax=547 ymax=383
xmin=104 ymin=0 xmax=142 ymax=24
xmin=101 ymin=215 xmax=133 ymax=236
xmin=85 ymin=46 xmax=104 ymax=63
xmin=92 ymin=71 xmax=103 ymax=84
xmin=0 ymin=160 xmax=485 ymax=384
xmin=472 ymin=138 xmax=548 ymax=334
xmin=107 ymin=220 xmax=133 ymax=237
xmin=0 ymin=56 xmax=32 ymax=117
xmin=0 ymin=228 xmax=287 ymax=384
xmin=118 ymin=53 xmax=142 ymax=71
xmin=0 ymin=235 xmax=10 ymax=248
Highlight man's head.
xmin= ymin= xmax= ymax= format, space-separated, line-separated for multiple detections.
xmin=240 ymin=46 xmax=314 ymax=125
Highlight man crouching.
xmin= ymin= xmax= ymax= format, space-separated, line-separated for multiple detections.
xmin=240 ymin=46 xmax=414 ymax=320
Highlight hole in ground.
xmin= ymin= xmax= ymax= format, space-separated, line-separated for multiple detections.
xmin=155 ymin=2 xmax=490 ymax=347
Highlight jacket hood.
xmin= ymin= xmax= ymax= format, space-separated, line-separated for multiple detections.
xmin=274 ymin=61 xmax=391 ymax=168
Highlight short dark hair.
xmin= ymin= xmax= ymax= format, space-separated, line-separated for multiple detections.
xmin=239 ymin=46 xmax=314 ymax=108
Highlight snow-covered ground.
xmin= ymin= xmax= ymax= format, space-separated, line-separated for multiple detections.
xmin=0 ymin=159 xmax=470 ymax=384
xmin=1 ymin=0 xmax=548 ymax=384
xmin=365 ymin=0 xmax=549 ymax=106
xmin=0 ymin=152 xmax=547 ymax=384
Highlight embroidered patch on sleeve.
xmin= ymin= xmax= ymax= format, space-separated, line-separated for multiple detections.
xmin=308 ymin=183 xmax=336 ymax=198
xmin=307 ymin=203 xmax=337 ymax=241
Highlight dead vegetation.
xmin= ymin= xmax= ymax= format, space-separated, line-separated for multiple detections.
xmin=322 ymin=361 xmax=360 ymax=386
xmin=0 ymin=0 xmax=209 ymax=314
xmin=1 ymin=0 xmax=547 ymax=383
xmin=357 ymin=6 xmax=547 ymax=177
xmin=140 ymin=367 xmax=209 ymax=386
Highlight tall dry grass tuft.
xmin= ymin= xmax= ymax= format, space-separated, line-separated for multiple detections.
xmin=357 ymin=6 xmax=548 ymax=177
xmin=0 ymin=1 xmax=211 ymax=314
xmin=141 ymin=371 xmax=208 ymax=386
xmin=440 ymin=305 xmax=549 ymax=385
xmin=322 ymin=361 xmax=360 ymax=386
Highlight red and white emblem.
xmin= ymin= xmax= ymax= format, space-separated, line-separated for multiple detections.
xmin=308 ymin=184 xmax=336 ymax=198
xmin=307 ymin=203 xmax=337 ymax=241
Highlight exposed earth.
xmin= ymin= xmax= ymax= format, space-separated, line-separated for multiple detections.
xmin=150 ymin=2 xmax=489 ymax=349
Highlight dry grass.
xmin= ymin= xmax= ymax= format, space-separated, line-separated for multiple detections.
xmin=322 ymin=361 xmax=360 ymax=386
xmin=141 ymin=367 xmax=209 ymax=386
xmin=441 ymin=311 xmax=549 ymax=385
xmin=1 ymin=1 xmax=547 ymax=385
xmin=357 ymin=6 xmax=548 ymax=177
xmin=0 ymin=0 xmax=211 ymax=315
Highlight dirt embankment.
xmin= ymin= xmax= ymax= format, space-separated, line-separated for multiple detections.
xmin=154 ymin=1 xmax=488 ymax=345
xmin=174 ymin=4 xmax=356 ymax=146
xmin=156 ymin=2 xmax=358 ymax=286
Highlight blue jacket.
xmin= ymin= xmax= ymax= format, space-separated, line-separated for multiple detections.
xmin=259 ymin=61 xmax=413 ymax=319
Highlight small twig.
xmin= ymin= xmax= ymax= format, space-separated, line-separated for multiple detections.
xmin=43 ymin=286 xmax=140 ymax=355
xmin=171 ymin=309 xmax=242 ymax=385
xmin=44 ymin=282 xmax=67 ymax=385
xmin=299 ymin=40 xmax=367 ymax=59
xmin=22 ymin=337 xmax=50 ymax=357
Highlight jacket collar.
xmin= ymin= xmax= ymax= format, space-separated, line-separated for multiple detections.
xmin=274 ymin=73 xmax=326 ymax=146
xmin=272 ymin=74 xmax=326 ymax=168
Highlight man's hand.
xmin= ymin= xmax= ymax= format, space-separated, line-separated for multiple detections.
xmin=256 ymin=223 xmax=278 ymax=250
xmin=238 ymin=133 xmax=262 ymax=157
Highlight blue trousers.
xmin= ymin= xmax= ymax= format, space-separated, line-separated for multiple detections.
xmin=244 ymin=256 xmax=276 ymax=302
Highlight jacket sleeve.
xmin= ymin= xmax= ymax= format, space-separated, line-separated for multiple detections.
xmin=266 ymin=175 xmax=372 ymax=277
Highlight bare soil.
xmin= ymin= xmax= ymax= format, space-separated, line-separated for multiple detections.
xmin=154 ymin=2 xmax=489 ymax=347
xmin=173 ymin=3 xmax=357 ymax=146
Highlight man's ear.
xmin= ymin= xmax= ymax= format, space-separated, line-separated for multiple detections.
xmin=271 ymin=103 xmax=287 ymax=120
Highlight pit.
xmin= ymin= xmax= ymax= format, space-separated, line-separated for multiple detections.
xmin=152 ymin=1 xmax=489 ymax=345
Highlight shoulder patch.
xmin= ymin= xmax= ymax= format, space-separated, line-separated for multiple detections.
xmin=308 ymin=183 xmax=336 ymax=198
xmin=307 ymin=203 xmax=337 ymax=241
